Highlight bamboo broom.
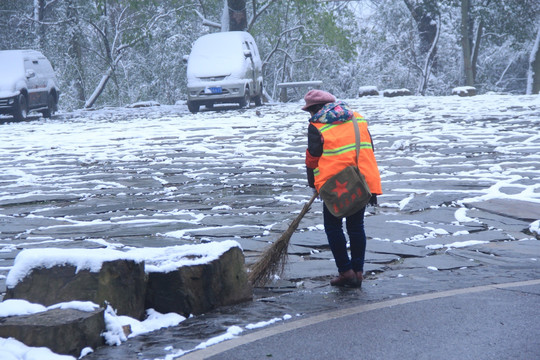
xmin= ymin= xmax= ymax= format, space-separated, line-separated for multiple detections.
xmin=248 ymin=192 xmax=318 ymax=287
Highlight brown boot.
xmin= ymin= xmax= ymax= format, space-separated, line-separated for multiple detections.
xmin=355 ymin=271 xmax=364 ymax=287
xmin=330 ymin=269 xmax=359 ymax=287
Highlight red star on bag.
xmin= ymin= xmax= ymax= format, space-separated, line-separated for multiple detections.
xmin=332 ymin=180 xmax=349 ymax=198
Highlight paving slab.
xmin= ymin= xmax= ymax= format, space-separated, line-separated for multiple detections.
xmin=467 ymin=238 xmax=540 ymax=258
xmin=468 ymin=199 xmax=540 ymax=221
xmin=396 ymin=253 xmax=481 ymax=270
xmin=232 ymin=238 xmax=269 ymax=252
xmin=367 ymin=240 xmax=434 ymax=258
xmin=408 ymin=230 xmax=511 ymax=248
xmin=306 ymin=249 xmax=399 ymax=264
xmin=288 ymin=231 xmax=327 ymax=248
xmin=448 ymin=248 xmax=539 ymax=267
xmin=364 ymin=215 xmax=431 ymax=241
xmin=307 ymin=250 xmax=334 ymax=260
xmin=400 ymin=192 xmax=471 ymax=212
xmin=283 ymin=259 xmax=385 ymax=280
xmin=466 ymin=208 xmax=532 ymax=232
xmin=365 ymin=251 xmax=401 ymax=264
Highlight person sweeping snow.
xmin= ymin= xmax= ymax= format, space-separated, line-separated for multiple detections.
xmin=303 ymin=89 xmax=382 ymax=288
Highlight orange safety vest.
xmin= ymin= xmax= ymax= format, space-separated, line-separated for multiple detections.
xmin=312 ymin=113 xmax=382 ymax=195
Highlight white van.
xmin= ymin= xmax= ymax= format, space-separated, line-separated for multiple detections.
xmin=184 ymin=31 xmax=263 ymax=113
xmin=0 ymin=50 xmax=59 ymax=120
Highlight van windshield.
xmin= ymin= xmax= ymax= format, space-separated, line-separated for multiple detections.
xmin=187 ymin=33 xmax=246 ymax=79
xmin=0 ymin=52 xmax=25 ymax=83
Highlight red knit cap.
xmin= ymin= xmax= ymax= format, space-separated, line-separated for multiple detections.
xmin=302 ymin=89 xmax=336 ymax=111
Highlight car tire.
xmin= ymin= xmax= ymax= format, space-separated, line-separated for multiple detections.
xmin=13 ymin=94 xmax=28 ymax=121
xmin=254 ymin=93 xmax=262 ymax=106
xmin=187 ymin=101 xmax=199 ymax=113
xmin=254 ymin=84 xmax=263 ymax=106
xmin=42 ymin=93 xmax=56 ymax=118
xmin=239 ymin=88 xmax=250 ymax=108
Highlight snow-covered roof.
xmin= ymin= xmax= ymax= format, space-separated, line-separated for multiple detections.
xmin=187 ymin=31 xmax=255 ymax=79
xmin=0 ymin=50 xmax=26 ymax=81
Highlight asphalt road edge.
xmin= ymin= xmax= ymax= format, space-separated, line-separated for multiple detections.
xmin=178 ymin=278 xmax=540 ymax=359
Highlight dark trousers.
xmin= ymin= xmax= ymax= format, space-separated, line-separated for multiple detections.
xmin=323 ymin=204 xmax=366 ymax=273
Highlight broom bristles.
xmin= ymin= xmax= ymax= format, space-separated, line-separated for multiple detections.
xmin=249 ymin=192 xmax=318 ymax=287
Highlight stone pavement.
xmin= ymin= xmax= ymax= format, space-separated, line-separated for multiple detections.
xmin=1 ymin=96 xmax=539 ymax=358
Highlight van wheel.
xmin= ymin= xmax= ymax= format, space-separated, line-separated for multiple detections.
xmin=188 ymin=102 xmax=199 ymax=113
xmin=239 ymin=88 xmax=250 ymax=108
xmin=42 ymin=93 xmax=56 ymax=118
xmin=254 ymin=84 xmax=263 ymax=106
xmin=13 ymin=94 xmax=28 ymax=121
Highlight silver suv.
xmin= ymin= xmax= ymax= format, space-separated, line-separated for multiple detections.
xmin=0 ymin=50 xmax=59 ymax=120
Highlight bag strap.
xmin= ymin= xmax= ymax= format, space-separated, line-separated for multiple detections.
xmin=352 ymin=118 xmax=361 ymax=167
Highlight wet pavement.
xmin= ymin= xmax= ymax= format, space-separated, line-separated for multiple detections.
xmin=195 ymin=280 xmax=540 ymax=360
xmin=0 ymin=95 xmax=539 ymax=359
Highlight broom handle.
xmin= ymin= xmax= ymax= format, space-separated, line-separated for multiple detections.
xmin=283 ymin=191 xmax=318 ymax=236
xmin=298 ymin=191 xmax=318 ymax=218
xmin=306 ymin=191 xmax=318 ymax=210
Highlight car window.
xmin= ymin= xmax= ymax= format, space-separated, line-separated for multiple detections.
xmin=249 ymin=41 xmax=259 ymax=58
xmin=36 ymin=58 xmax=52 ymax=76
xmin=24 ymin=59 xmax=34 ymax=72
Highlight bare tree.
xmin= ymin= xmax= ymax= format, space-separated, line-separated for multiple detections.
xmin=84 ymin=3 xmax=184 ymax=108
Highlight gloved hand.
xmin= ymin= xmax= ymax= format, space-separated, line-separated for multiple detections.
xmin=368 ymin=194 xmax=378 ymax=206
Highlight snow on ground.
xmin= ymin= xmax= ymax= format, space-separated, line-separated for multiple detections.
xmin=0 ymin=94 xmax=539 ymax=359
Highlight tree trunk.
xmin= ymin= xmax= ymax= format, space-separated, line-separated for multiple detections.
xmin=403 ymin=0 xmax=439 ymax=61
xmin=471 ymin=18 xmax=483 ymax=83
xmin=418 ymin=15 xmax=440 ymax=95
xmin=527 ymin=25 xmax=540 ymax=95
xmin=228 ymin=0 xmax=247 ymax=31
xmin=34 ymin=0 xmax=46 ymax=50
xmin=460 ymin=0 xmax=474 ymax=86
xmin=85 ymin=65 xmax=115 ymax=108
xmin=66 ymin=0 xmax=86 ymax=105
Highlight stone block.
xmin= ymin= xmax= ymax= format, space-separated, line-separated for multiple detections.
xmin=145 ymin=247 xmax=252 ymax=317
xmin=383 ymin=88 xmax=412 ymax=97
xmin=452 ymin=86 xmax=476 ymax=96
xmin=358 ymin=86 xmax=379 ymax=97
xmin=0 ymin=308 xmax=105 ymax=357
xmin=5 ymin=260 xmax=147 ymax=320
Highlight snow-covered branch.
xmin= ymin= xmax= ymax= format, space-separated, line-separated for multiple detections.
xmin=262 ymin=25 xmax=304 ymax=68
xmin=195 ymin=9 xmax=221 ymax=29
xmin=85 ymin=5 xmax=186 ymax=108
xmin=248 ymin=0 xmax=278 ymax=31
